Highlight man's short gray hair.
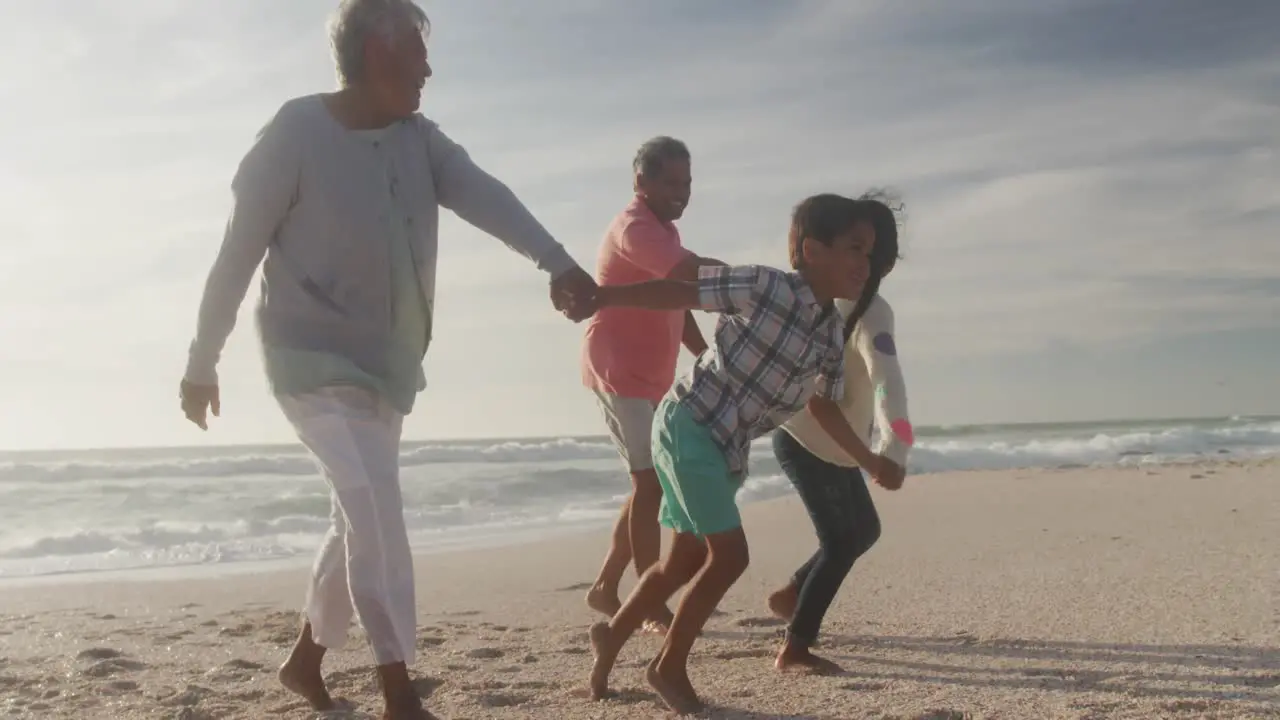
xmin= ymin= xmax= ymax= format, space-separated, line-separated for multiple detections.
xmin=329 ymin=0 xmax=430 ymax=86
xmin=633 ymin=136 xmax=690 ymax=179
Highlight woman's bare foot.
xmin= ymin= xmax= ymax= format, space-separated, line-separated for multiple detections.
xmin=767 ymin=584 xmax=799 ymax=622
xmin=278 ymin=626 xmax=335 ymax=711
xmin=646 ymin=656 xmax=703 ymax=715
xmin=278 ymin=658 xmax=335 ymax=710
xmin=588 ymin=622 xmax=619 ymax=700
xmin=382 ymin=699 xmax=438 ymax=720
xmin=774 ymin=641 xmax=843 ymax=675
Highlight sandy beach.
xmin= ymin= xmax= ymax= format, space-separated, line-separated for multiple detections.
xmin=0 ymin=459 xmax=1276 ymax=719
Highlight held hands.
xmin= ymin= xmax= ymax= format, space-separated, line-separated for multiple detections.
xmin=180 ymin=379 xmax=220 ymax=431
xmin=550 ymin=265 xmax=599 ymax=322
xmin=868 ymin=455 xmax=906 ymax=490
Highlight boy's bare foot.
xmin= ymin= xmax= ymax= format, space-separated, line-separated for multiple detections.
xmin=588 ymin=622 xmax=619 ymax=700
xmin=767 ymin=584 xmax=798 ymax=622
xmin=646 ymin=656 xmax=703 ymax=715
xmin=585 ymin=585 xmax=621 ymax=618
xmin=278 ymin=656 xmax=335 ymax=711
xmin=774 ymin=642 xmax=843 ymax=675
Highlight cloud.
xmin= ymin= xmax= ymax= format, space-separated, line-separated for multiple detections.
xmin=0 ymin=0 xmax=1276 ymax=449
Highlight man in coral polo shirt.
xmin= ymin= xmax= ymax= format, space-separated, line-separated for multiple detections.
xmin=581 ymin=136 xmax=724 ymax=631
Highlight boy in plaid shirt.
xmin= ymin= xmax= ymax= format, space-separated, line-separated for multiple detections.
xmin=584 ymin=194 xmax=896 ymax=714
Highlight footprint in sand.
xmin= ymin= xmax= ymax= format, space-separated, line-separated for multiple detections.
xmin=713 ymin=648 xmax=772 ymax=660
xmin=465 ymin=648 xmax=504 ymax=660
xmin=568 ymin=687 xmax=655 ymax=706
xmin=1164 ymin=700 xmax=1214 ymax=714
xmin=82 ymin=658 xmax=148 ymax=678
xmin=417 ymin=636 xmax=446 ymax=648
xmin=914 ymin=711 xmax=971 ymax=720
xmin=217 ymin=623 xmax=256 ymax=638
xmin=512 ymin=680 xmax=550 ymax=690
xmin=102 ymin=680 xmax=139 ymax=693
xmin=444 ymin=663 xmax=476 ymax=672
xmin=734 ymin=616 xmax=786 ymax=628
xmin=841 ymin=681 xmax=888 ymax=692
xmin=412 ymin=676 xmax=444 ymax=699
xmin=555 ymin=582 xmax=593 ymax=592
xmin=460 ymin=680 xmax=508 ymax=691
xmin=158 ymin=684 xmax=214 ymax=708
xmin=204 ymin=658 xmax=264 ymax=683
xmin=76 ymin=648 xmax=123 ymax=661
xmin=476 ymin=692 xmax=532 ymax=708
xmin=559 ymin=646 xmax=587 ymax=655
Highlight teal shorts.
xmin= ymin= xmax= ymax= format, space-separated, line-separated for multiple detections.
xmin=651 ymin=398 xmax=744 ymax=537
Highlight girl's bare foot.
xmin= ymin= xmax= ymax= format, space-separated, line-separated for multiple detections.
xmin=278 ymin=623 xmax=334 ymax=711
xmin=767 ymin=584 xmax=799 ymax=622
xmin=774 ymin=641 xmax=843 ymax=675
xmin=588 ymin=622 xmax=619 ymax=700
xmin=585 ymin=585 xmax=621 ymax=618
xmin=646 ymin=656 xmax=703 ymax=715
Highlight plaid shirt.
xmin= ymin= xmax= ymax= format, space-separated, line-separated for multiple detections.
xmin=671 ymin=264 xmax=846 ymax=476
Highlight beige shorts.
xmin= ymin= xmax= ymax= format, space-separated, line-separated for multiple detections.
xmin=593 ymin=390 xmax=658 ymax=472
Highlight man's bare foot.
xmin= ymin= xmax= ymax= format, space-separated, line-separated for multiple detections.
xmin=646 ymin=656 xmax=703 ymax=715
xmin=585 ymin=586 xmax=621 ymax=618
xmin=278 ymin=653 xmax=335 ymax=711
xmin=774 ymin=641 xmax=843 ymax=675
xmin=767 ymin=584 xmax=798 ymax=622
xmin=588 ymin=622 xmax=619 ymax=700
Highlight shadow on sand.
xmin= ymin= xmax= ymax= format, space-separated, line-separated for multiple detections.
xmin=818 ymin=633 xmax=1279 ymax=707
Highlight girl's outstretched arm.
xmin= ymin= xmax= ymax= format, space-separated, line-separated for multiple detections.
xmin=855 ymin=297 xmax=913 ymax=477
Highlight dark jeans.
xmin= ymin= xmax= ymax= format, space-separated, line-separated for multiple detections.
xmin=772 ymin=429 xmax=881 ymax=648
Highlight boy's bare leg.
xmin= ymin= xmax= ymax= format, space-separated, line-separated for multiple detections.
xmin=589 ymin=530 xmax=707 ymax=700
xmin=278 ymin=620 xmax=336 ymax=711
xmin=649 ymin=527 xmax=750 ymax=714
xmin=586 ymin=495 xmax=633 ymax=617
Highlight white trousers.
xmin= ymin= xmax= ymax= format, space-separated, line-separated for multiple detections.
xmin=278 ymin=386 xmax=416 ymax=666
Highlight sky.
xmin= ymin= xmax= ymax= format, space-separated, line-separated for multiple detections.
xmin=1 ymin=0 xmax=1277 ymax=450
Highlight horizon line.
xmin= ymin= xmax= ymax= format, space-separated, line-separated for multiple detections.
xmin=2 ymin=412 xmax=1273 ymax=458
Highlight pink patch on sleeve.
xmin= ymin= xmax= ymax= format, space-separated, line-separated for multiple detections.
xmin=890 ymin=419 xmax=915 ymax=446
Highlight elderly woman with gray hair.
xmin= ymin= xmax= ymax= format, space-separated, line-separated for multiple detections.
xmin=178 ymin=0 xmax=596 ymax=717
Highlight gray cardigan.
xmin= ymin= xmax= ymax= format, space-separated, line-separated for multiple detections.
xmin=184 ymin=95 xmax=576 ymax=385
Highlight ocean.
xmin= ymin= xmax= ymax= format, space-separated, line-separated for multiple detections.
xmin=1 ymin=415 xmax=1276 ymax=580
